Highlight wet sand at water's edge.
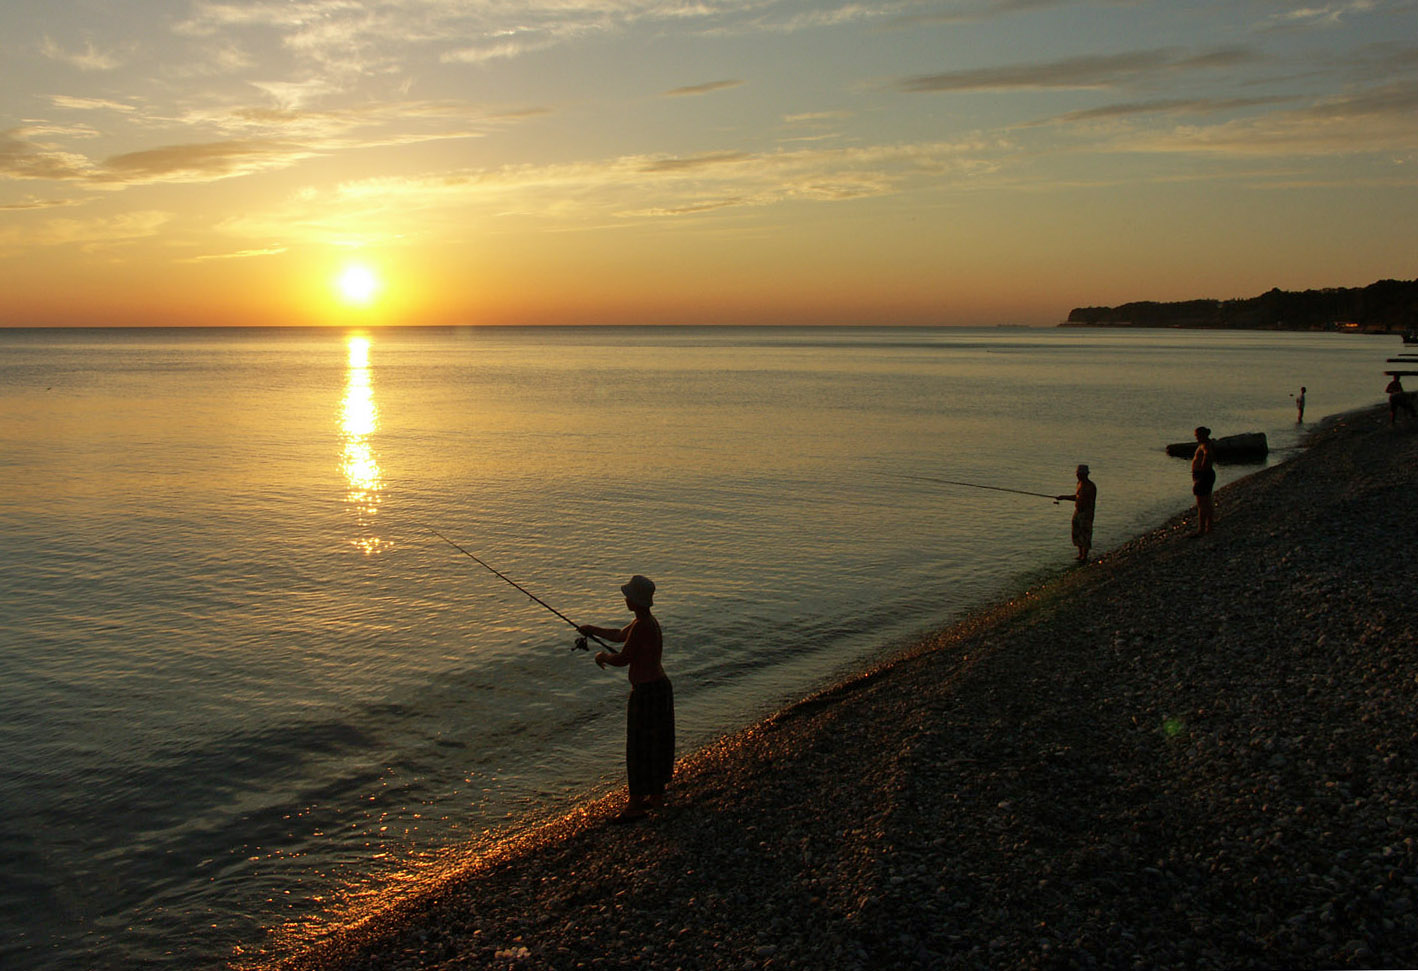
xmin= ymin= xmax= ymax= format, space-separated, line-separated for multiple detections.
xmin=273 ymin=404 xmax=1418 ymax=971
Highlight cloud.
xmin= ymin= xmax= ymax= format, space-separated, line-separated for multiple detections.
xmin=1044 ymin=95 xmax=1298 ymax=125
xmin=249 ymin=79 xmax=343 ymax=110
xmin=0 ymin=197 xmax=83 ymax=211
xmin=192 ymin=98 xmax=544 ymax=150
xmin=0 ymin=129 xmax=95 ymax=181
xmin=0 ymin=211 xmax=171 ymax=253
xmin=886 ymin=0 xmax=1137 ymax=29
xmin=167 ymin=0 xmax=905 ymax=81
xmin=621 ymin=198 xmax=751 ymax=217
xmin=897 ymin=47 xmax=1261 ymax=93
xmin=226 ymin=135 xmax=1009 ymax=239
xmin=50 ymin=96 xmax=140 ymax=113
xmin=784 ymin=110 xmax=853 ymax=124
xmin=1111 ymin=80 xmax=1418 ymax=157
xmin=640 ymin=151 xmax=753 ymax=172
xmin=3 ymin=96 xmax=544 ymax=191
xmin=663 ymin=80 xmax=744 ymax=97
xmin=99 ymin=139 xmax=319 ymax=184
xmin=40 ymin=37 xmax=129 ymax=71
xmin=441 ymin=36 xmax=562 ymax=65
xmin=182 ymin=246 xmax=289 ymax=263
xmin=1261 ymin=0 xmax=1379 ymax=30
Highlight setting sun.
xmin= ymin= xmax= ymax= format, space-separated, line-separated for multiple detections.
xmin=335 ymin=264 xmax=381 ymax=307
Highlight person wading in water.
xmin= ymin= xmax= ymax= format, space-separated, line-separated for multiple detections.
xmin=580 ymin=575 xmax=674 ymax=823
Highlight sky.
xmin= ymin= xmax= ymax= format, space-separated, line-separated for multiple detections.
xmin=2 ymin=0 xmax=1416 ymax=327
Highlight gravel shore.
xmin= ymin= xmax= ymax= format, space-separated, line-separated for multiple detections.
xmin=276 ymin=404 xmax=1418 ymax=971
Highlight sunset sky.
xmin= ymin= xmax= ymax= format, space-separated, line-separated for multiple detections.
xmin=3 ymin=0 xmax=1416 ymax=327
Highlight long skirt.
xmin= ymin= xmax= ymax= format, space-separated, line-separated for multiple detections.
xmin=626 ymin=676 xmax=675 ymax=797
xmin=1071 ymin=510 xmax=1094 ymax=549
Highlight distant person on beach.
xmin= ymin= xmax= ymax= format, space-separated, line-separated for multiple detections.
xmin=1295 ymin=387 xmax=1306 ymax=422
xmin=1191 ymin=426 xmax=1216 ymax=536
xmin=1386 ymin=376 xmax=1416 ymax=424
xmin=1057 ymin=464 xmax=1097 ymax=563
xmin=579 ymin=575 xmax=674 ymax=823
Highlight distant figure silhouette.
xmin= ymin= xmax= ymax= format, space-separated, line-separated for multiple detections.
xmin=1191 ymin=426 xmax=1216 ymax=536
xmin=1057 ymin=464 xmax=1097 ymax=563
xmin=1295 ymin=386 xmax=1306 ymax=422
xmin=579 ymin=575 xmax=674 ymax=823
xmin=1387 ymin=376 xmax=1415 ymax=424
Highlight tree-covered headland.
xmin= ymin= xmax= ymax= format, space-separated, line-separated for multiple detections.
xmin=1063 ymin=278 xmax=1418 ymax=332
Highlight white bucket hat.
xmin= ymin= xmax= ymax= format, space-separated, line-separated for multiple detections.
xmin=621 ymin=574 xmax=655 ymax=608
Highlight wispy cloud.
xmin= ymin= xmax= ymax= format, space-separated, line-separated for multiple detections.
xmin=3 ymin=97 xmax=546 ymax=189
xmin=898 ymin=47 xmax=1261 ymax=93
xmin=176 ymin=0 xmax=783 ymax=77
xmin=99 ymin=139 xmax=318 ymax=184
xmin=1261 ymin=0 xmax=1379 ymax=30
xmin=1043 ymin=95 xmax=1298 ymax=125
xmin=441 ymin=36 xmax=562 ymax=65
xmin=1111 ymin=79 xmax=1418 ymax=157
xmin=887 ymin=0 xmax=1137 ymax=29
xmin=0 ymin=129 xmax=95 ymax=181
xmin=209 ymin=135 xmax=1009 ymax=246
xmin=641 ymin=151 xmax=753 ymax=172
xmin=40 ymin=36 xmax=129 ymax=71
xmin=50 ymin=96 xmax=140 ymax=113
xmin=784 ymin=110 xmax=852 ymax=124
xmin=182 ymin=246 xmax=289 ymax=263
xmin=0 ymin=210 xmax=171 ymax=253
xmin=0 ymin=197 xmax=83 ymax=211
xmin=663 ymin=80 xmax=744 ymax=97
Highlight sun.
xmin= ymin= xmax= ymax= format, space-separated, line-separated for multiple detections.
xmin=335 ymin=263 xmax=382 ymax=307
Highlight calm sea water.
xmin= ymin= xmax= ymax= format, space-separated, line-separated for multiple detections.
xmin=0 ymin=325 xmax=1393 ymax=969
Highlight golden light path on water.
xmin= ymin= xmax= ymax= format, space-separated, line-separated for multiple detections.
xmin=341 ymin=335 xmax=383 ymax=553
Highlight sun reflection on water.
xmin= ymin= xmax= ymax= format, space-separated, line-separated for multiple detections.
xmin=341 ymin=335 xmax=383 ymax=553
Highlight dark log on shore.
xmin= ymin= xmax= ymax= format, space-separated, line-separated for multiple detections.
xmin=1165 ymin=431 xmax=1268 ymax=462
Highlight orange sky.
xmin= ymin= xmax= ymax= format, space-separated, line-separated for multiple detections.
xmin=4 ymin=0 xmax=1416 ymax=326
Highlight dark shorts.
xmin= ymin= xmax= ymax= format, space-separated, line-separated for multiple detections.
xmin=1192 ymin=468 xmax=1216 ymax=497
xmin=626 ymin=676 xmax=675 ymax=797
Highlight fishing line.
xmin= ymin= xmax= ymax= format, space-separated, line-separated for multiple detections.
xmin=412 ymin=521 xmax=613 ymax=653
xmin=886 ymin=472 xmax=1061 ymax=503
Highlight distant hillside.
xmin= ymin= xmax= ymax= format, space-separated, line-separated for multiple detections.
xmin=1063 ymin=278 xmax=1418 ymax=332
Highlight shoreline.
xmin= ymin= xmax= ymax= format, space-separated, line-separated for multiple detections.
xmin=270 ymin=402 xmax=1418 ymax=971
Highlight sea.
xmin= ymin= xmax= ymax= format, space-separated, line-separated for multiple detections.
xmin=0 ymin=325 xmax=1395 ymax=969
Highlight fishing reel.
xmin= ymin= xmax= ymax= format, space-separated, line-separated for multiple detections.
xmin=573 ymin=636 xmax=589 ymax=652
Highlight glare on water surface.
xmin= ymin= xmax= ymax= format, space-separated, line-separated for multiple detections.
xmin=341 ymin=335 xmax=384 ymax=553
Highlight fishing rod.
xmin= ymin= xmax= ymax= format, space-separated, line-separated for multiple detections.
xmin=888 ymin=472 xmax=1062 ymax=503
xmin=414 ymin=522 xmax=613 ymax=653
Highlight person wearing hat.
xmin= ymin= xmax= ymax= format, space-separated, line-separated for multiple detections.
xmin=578 ymin=574 xmax=674 ymax=822
xmin=1057 ymin=464 xmax=1097 ymax=563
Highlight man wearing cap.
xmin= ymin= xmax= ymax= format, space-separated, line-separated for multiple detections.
xmin=579 ymin=575 xmax=674 ymax=822
xmin=1057 ymin=464 xmax=1097 ymax=563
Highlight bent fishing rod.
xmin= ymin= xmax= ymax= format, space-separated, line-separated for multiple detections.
xmin=413 ymin=522 xmax=613 ymax=653
xmin=887 ymin=472 xmax=1062 ymax=503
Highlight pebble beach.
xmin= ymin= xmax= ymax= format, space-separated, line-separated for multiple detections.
xmin=274 ymin=403 xmax=1418 ymax=971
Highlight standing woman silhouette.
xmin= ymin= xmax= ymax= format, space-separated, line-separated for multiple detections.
xmin=1191 ymin=427 xmax=1216 ymax=536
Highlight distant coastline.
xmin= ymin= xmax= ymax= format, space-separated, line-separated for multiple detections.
xmin=1061 ymin=277 xmax=1418 ymax=333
